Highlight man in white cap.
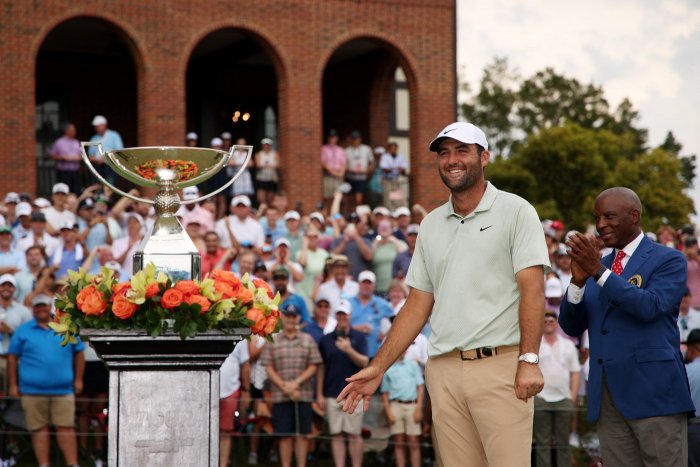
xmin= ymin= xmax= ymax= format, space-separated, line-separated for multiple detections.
xmin=88 ymin=115 xmax=124 ymax=184
xmin=215 ymin=195 xmax=265 ymax=250
xmin=11 ymin=201 xmax=33 ymax=245
xmin=0 ymin=273 xmax=32 ymax=354
xmin=348 ymin=270 xmax=394 ymax=358
xmin=43 ymin=183 xmax=76 ymax=235
xmin=3 ymin=192 xmax=20 ymax=227
xmin=283 ymin=210 xmax=303 ymax=259
xmin=185 ymin=132 xmax=198 ymax=147
xmin=392 ymin=206 xmax=412 ymax=242
xmin=51 ymin=222 xmax=84 ymax=281
xmin=177 ymin=186 xmax=214 ymax=234
xmin=339 ymin=122 xmax=550 ymax=466
xmin=16 ymin=211 xmax=61 ymax=259
xmin=254 ymin=137 xmax=280 ymax=205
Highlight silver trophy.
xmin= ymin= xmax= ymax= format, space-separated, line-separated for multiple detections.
xmin=81 ymin=142 xmax=252 ymax=280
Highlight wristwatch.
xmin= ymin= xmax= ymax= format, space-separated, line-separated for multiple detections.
xmin=593 ymin=265 xmax=607 ymax=282
xmin=518 ymin=353 xmax=539 ymax=364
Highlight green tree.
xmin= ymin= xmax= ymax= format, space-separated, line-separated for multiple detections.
xmin=659 ymin=131 xmax=696 ymax=187
xmin=612 ymin=148 xmax=694 ymax=229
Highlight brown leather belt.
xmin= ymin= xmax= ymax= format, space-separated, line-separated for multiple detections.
xmin=450 ymin=344 xmax=519 ymax=360
xmin=392 ymin=400 xmax=417 ymax=404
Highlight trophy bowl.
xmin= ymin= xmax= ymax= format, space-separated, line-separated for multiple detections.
xmin=81 ymin=142 xmax=253 ymax=280
xmin=104 ymin=146 xmax=231 ymax=189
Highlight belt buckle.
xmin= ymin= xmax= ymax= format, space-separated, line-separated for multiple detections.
xmin=459 ymin=346 xmax=494 ymax=360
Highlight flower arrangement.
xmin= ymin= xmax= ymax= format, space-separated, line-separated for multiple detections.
xmin=134 ymin=159 xmax=199 ymax=182
xmin=50 ymin=264 xmax=281 ymax=346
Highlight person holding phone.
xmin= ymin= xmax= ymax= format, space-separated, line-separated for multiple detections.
xmin=317 ymin=300 xmax=369 ymax=467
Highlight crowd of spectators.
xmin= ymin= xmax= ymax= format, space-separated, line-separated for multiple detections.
xmin=1 ymin=121 xmax=699 ymax=466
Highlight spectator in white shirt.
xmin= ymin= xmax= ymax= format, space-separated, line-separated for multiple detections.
xmin=317 ymin=255 xmax=359 ymax=318
xmin=215 ymin=195 xmax=265 ymax=249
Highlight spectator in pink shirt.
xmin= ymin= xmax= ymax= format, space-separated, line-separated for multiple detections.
xmin=49 ymin=123 xmax=83 ymax=194
xmin=321 ymin=130 xmax=346 ymax=210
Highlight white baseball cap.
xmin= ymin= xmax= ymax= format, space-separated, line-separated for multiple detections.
xmin=16 ymin=202 xmax=32 ymax=217
xmin=283 ymin=210 xmax=300 ymax=222
xmin=92 ymin=115 xmax=108 ymax=126
xmin=32 ymin=294 xmax=53 ymax=306
xmin=261 ymin=138 xmax=273 ymax=145
xmin=34 ymin=197 xmax=51 ymax=208
xmin=52 ymin=183 xmax=70 ymax=194
xmin=0 ymin=273 xmax=17 ymax=287
xmin=393 ymin=206 xmax=411 ymax=218
xmin=372 ymin=206 xmax=390 ymax=217
xmin=125 ymin=213 xmax=144 ymax=226
xmin=275 ymin=237 xmax=291 ymax=248
xmin=4 ymin=192 xmax=19 ymax=204
xmin=545 ymin=277 xmax=564 ymax=298
xmin=429 ymin=122 xmax=489 ymax=152
xmin=309 ymin=212 xmax=324 ymax=223
xmin=211 ymin=137 xmax=223 ymax=147
xmin=358 ymin=270 xmax=376 ymax=283
xmin=186 ymin=132 xmax=198 ymax=141
xmin=104 ymin=260 xmax=122 ymax=273
xmin=231 ymin=195 xmax=251 ymax=207
xmin=407 ymin=224 xmax=420 ymax=235
xmin=182 ymin=186 xmax=199 ymax=201
xmin=221 ymin=132 xmax=232 ymax=140
xmin=335 ymin=299 xmax=352 ymax=315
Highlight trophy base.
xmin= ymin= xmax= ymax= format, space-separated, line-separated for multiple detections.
xmin=134 ymin=252 xmax=201 ymax=281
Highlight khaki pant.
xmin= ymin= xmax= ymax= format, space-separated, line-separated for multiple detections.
xmin=425 ymin=350 xmax=533 ymax=467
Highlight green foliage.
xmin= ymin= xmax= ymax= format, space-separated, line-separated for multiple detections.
xmin=463 ymin=58 xmax=695 ymax=229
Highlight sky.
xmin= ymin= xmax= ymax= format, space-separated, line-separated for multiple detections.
xmin=457 ymin=0 xmax=700 ymax=212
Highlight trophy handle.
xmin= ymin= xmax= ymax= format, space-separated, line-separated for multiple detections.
xmin=80 ymin=142 xmax=155 ymax=205
xmin=180 ymin=145 xmax=254 ymax=206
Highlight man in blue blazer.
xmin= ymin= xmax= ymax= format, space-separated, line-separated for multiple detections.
xmin=560 ymin=187 xmax=694 ymax=467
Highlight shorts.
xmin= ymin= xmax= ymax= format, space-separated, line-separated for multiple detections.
xmin=326 ymin=397 xmax=364 ymax=435
xmin=256 ymin=180 xmax=279 ymax=192
xmin=347 ymin=179 xmax=368 ymax=195
xmin=389 ymin=401 xmax=421 ymax=436
xmin=21 ymin=394 xmax=75 ymax=431
xmin=83 ymin=361 xmax=109 ymax=395
xmin=323 ymin=175 xmax=343 ymax=198
xmin=271 ymin=401 xmax=312 ymax=435
xmin=219 ymin=390 xmax=240 ymax=432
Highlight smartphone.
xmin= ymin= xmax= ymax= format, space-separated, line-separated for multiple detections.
xmin=336 ymin=328 xmax=347 ymax=338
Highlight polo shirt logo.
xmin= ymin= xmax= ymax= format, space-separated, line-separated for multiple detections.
xmin=479 ymin=225 xmax=493 ymax=231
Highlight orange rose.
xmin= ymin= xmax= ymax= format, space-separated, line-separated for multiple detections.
xmin=76 ymin=285 xmax=107 ymax=316
xmin=145 ymin=282 xmax=161 ymax=298
xmin=262 ymin=315 xmax=278 ymax=335
xmin=111 ymin=281 xmax=131 ymax=300
xmin=214 ymin=279 xmax=240 ymax=299
xmin=236 ymin=287 xmax=254 ymax=305
xmin=253 ymin=278 xmax=274 ymax=299
xmin=175 ymin=280 xmax=200 ymax=297
xmin=112 ymin=295 xmax=139 ymax=319
xmin=210 ymin=270 xmax=242 ymax=288
xmin=246 ymin=307 xmax=266 ymax=334
xmin=185 ymin=294 xmax=211 ymax=314
xmin=161 ymin=288 xmax=184 ymax=310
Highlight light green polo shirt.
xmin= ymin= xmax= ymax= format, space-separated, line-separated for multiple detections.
xmin=406 ymin=182 xmax=550 ymax=357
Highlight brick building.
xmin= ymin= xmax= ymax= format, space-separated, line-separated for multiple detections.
xmin=0 ymin=0 xmax=457 ymax=211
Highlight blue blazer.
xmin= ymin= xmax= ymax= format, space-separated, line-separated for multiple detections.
xmin=559 ymin=235 xmax=694 ymax=422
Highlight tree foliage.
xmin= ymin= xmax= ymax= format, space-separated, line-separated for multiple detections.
xmin=468 ymin=58 xmax=695 ymax=230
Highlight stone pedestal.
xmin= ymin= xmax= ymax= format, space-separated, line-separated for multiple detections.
xmin=82 ymin=329 xmax=249 ymax=467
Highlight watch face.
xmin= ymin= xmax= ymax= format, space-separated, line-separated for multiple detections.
xmin=520 ymin=353 xmax=538 ymax=363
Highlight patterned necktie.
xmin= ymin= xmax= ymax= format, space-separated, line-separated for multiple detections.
xmin=611 ymin=250 xmax=626 ymax=275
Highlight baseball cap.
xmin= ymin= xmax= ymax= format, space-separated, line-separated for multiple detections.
xmin=59 ymin=221 xmax=77 ymax=231
xmin=272 ymin=266 xmax=290 ymax=278
xmin=78 ymin=198 xmax=95 ymax=210
xmin=33 ymin=197 xmax=51 ymax=208
xmin=231 ymin=195 xmax=251 ymax=207
xmin=393 ymin=206 xmax=411 ymax=218
xmin=373 ymin=146 xmax=385 ymax=155
xmin=261 ymin=138 xmax=273 ymax=145
xmin=274 ymin=237 xmax=291 ymax=248
xmin=350 ymin=131 xmax=361 ymax=139
xmin=328 ymin=129 xmax=338 ymax=137
xmin=182 ymin=186 xmax=199 ymax=201
xmin=335 ymin=299 xmax=352 ymax=315
xmin=30 ymin=211 xmax=46 ymax=222
xmin=52 ymin=183 xmax=70 ymax=194
xmin=16 ymin=202 xmax=32 ymax=217
xmin=372 ymin=206 xmax=390 ymax=217
xmin=221 ymin=132 xmax=232 ymax=140
xmin=309 ymin=212 xmax=324 ymax=223
xmin=557 ymin=243 xmax=570 ymax=257
xmin=282 ymin=303 xmax=300 ymax=316
xmin=428 ymin=122 xmax=489 ymax=152
xmin=104 ymin=260 xmax=122 ymax=272
xmin=186 ymin=132 xmax=198 ymax=141
xmin=407 ymin=224 xmax=420 ymax=235
xmin=315 ymin=290 xmax=332 ymax=304
xmin=125 ymin=213 xmax=144 ymax=226
xmin=358 ymin=270 xmax=376 ymax=283
xmin=545 ymin=277 xmax=563 ymax=298
xmin=253 ymin=260 xmax=267 ymax=272
xmin=210 ymin=137 xmax=224 ymax=147
xmin=283 ymin=210 xmax=300 ymax=222
xmin=4 ymin=192 xmax=19 ymax=204
xmin=31 ymin=294 xmax=53 ymax=306
xmin=0 ymin=273 xmax=17 ymax=287
xmin=92 ymin=115 xmax=108 ymax=126
xmin=329 ymin=254 xmax=349 ymax=266
xmin=686 ymin=328 xmax=700 ymax=345
xmin=0 ymin=226 xmax=12 ymax=234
